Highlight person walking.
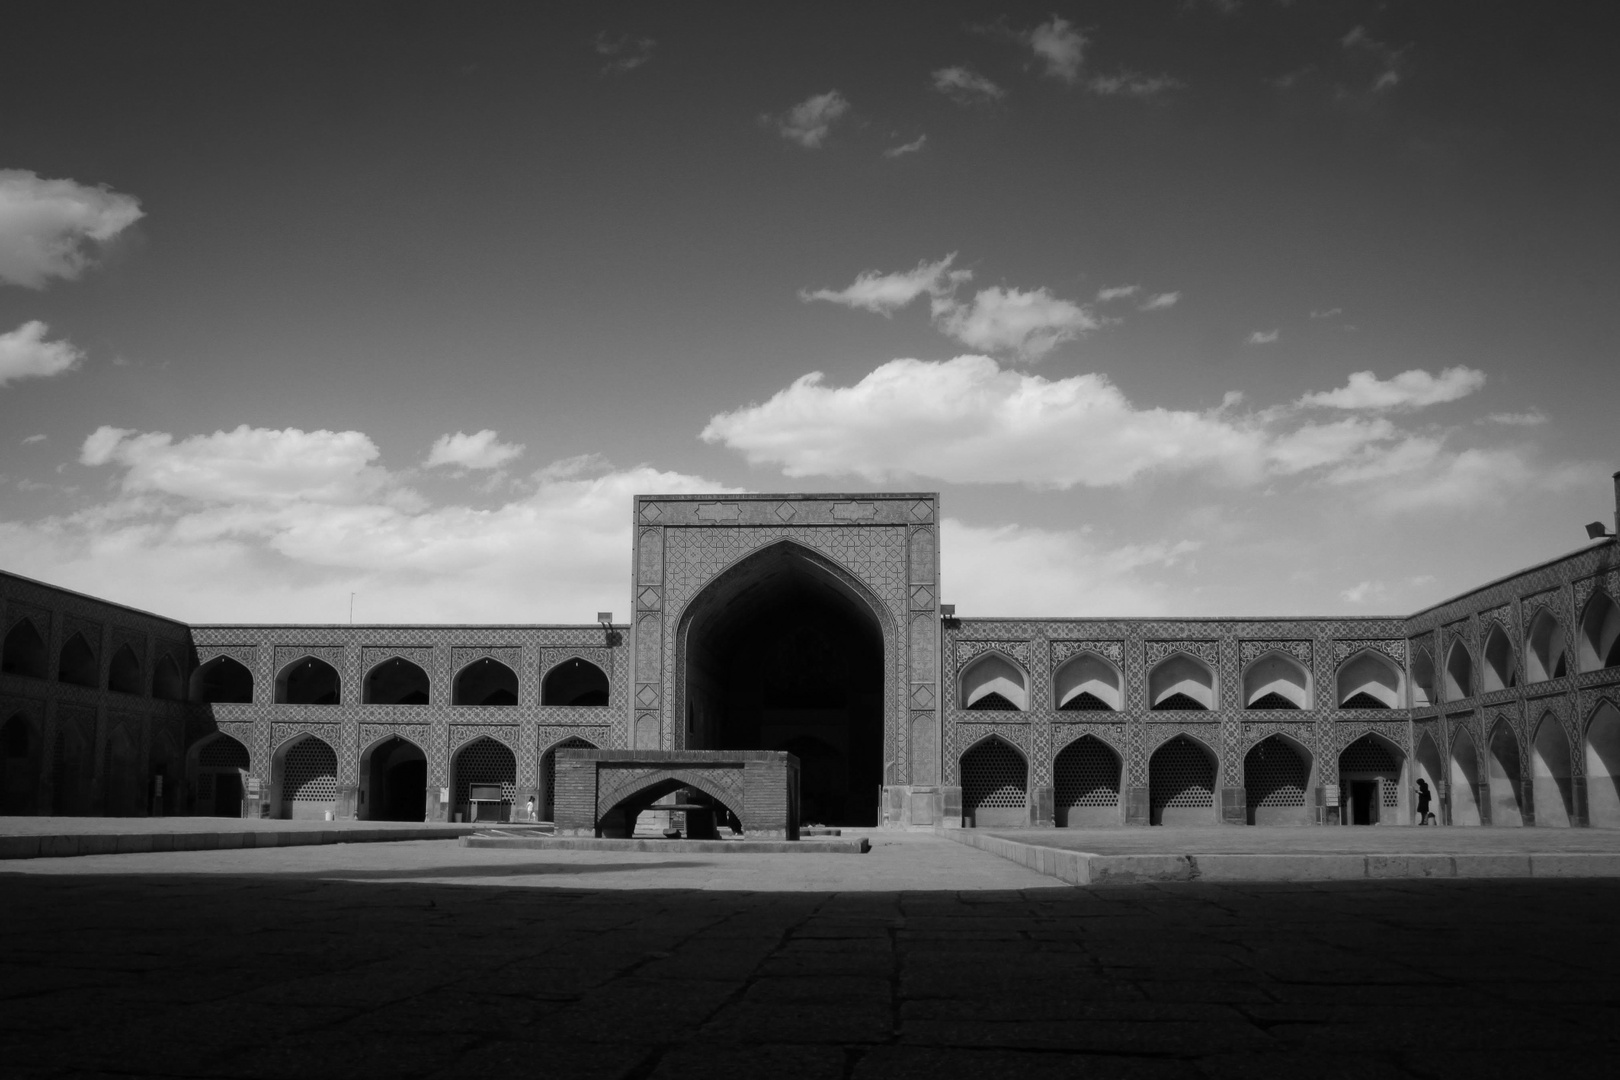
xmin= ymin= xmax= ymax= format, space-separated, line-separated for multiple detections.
xmin=1415 ymin=778 xmax=1436 ymax=825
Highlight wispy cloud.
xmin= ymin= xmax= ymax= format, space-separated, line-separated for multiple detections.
xmin=1139 ymin=291 xmax=1179 ymax=311
xmin=1342 ymin=25 xmax=1405 ymax=93
xmin=22 ymin=433 xmax=47 ymax=444
xmin=0 ymin=170 xmax=143 ymax=288
xmin=424 ymin=430 xmax=526 ymax=470
xmin=765 ymin=91 xmax=851 ymax=149
xmin=800 ymin=254 xmax=967 ymax=315
xmin=1483 ymin=410 xmax=1548 ymax=427
xmin=0 ymin=321 xmax=83 ymax=387
xmin=883 ymin=134 xmax=928 ymax=158
xmin=1298 ymin=366 xmax=1485 ymax=411
xmin=1026 ymin=16 xmax=1087 ymax=83
xmin=595 ymin=32 xmax=655 ymax=74
xmin=1096 ymin=284 xmax=1140 ymax=302
xmin=1309 ymin=307 xmax=1343 ymax=319
xmin=1246 ymin=329 xmax=1280 ymax=345
xmin=1088 ymin=72 xmax=1183 ymax=97
xmin=933 ymin=66 xmax=1005 ymax=104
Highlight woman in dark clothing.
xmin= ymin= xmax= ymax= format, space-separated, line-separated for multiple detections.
xmin=1415 ymin=778 xmax=1435 ymax=825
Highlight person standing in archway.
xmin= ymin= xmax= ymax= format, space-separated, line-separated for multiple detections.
xmin=1415 ymin=778 xmax=1435 ymax=825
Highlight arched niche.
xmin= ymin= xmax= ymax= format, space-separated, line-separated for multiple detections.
xmin=1525 ymin=607 xmax=1568 ymax=682
xmin=1449 ymin=728 xmax=1483 ymax=826
xmin=1414 ymin=732 xmax=1443 ymax=822
xmin=1337 ymin=649 xmax=1401 ymax=709
xmin=58 ymin=632 xmax=97 ymax=688
xmin=1148 ymin=653 xmax=1214 ymax=711
xmin=191 ymin=656 xmax=253 ymax=704
xmin=107 ymin=644 xmax=142 ymax=696
xmin=453 ymin=658 xmax=518 ymax=706
xmin=1530 ymin=714 xmax=1573 ymax=828
xmin=272 ymin=734 xmax=337 ymax=819
xmin=1486 ymin=720 xmax=1524 ymax=826
xmin=1410 ymin=648 xmax=1436 ymax=707
xmin=959 ymin=735 xmax=1027 ymax=827
xmin=1480 ymin=622 xmax=1515 ymax=692
xmin=1 ymin=618 xmax=47 ymax=679
xmin=451 ymin=736 xmax=516 ymax=822
xmin=1242 ymin=650 xmax=1309 ymax=710
xmin=1587 ymin=703 xmax=1620 ymax=829
xmin=1339 ymin=733 xmax=1405 ymax=825
xmin=363 ymin=657 xmax=430 ymax=705
xmin=1578 ymin=591 xmax=1620 ymax=672
xmin=1 ymin=712 xmax=40 ymax=815
xmin=189 ymin=733 xmax=249 ymax=817
xmin=1052 ymin=652 xmax=1121 ymax=712
xmin=542 ymin=658 xmax=609 ymax=706
xmin=1148 ymin=734 xmax=1217 ymax=824
xmin=960 ymin=652 xmax=1027 ymax=711
xmin=151 ymin=654 xmax=184 ymax=701
xmin=1244 ymin=734 xmax=1311 ymax=826
xmin=1443 ymin=640 xmax=1474 ymax=701
xmin=275 ymin=656 xmax=340 ymax=705
xmin=359 ymin=735 xmax=426 ymax=821
xmin=1053 ymin=735 xmax=1120 ymax=825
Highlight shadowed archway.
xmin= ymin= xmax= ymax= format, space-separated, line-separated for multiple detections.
xmin=677 ymin=540 xmax=887 ymax=827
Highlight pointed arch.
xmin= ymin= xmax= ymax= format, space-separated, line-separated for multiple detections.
xmin=57 ymin=631 xmax=97 ymax=688
xmin=960 ymin=735 xmax=1028 ymax=826
xmin=1486 ymin=718 xmax=1523 ymax=826
xmin=275 ymin=656 xmax=341 ymax=705
xmin=1525 ymin=607 xmax=1568 ymax=682
xmin=542 ymin=657 xmax=609 ymax=706
xmin=960 ymin=651 xmax=1028 ymax=711
xmin=453 ymin=657 xmax=518 ymax=706
xmin=1149 ymin=733 xmax=1216 ymax=825
xmin=1414 ymin=731 xmax=1443 ymax=822
xmin=363 ymin=657 xmax=430 ymax=705
xmin=359 ymin=734 xmax=426 ymax=821
xmin=1053 ymin=734 xmax=1120 ymax=825
xmin=1 ymin=712 xmax=41 ymax=815
xmin=1480 ymin=622 xmax=1515 ymax=692
xmin=189 ymin=732 xmax=249 ymax=816
xmin=1339 ymin=732 xmax=1406 ymax=825
xmin=596 ymin=770 xmax=744 ymax=838
xmin=272 ymin=735 xmax=337 ymax=819
xmin=1242 ymin=650 xmax=1309 ymax=710
xmin=1244 ymin=733 xmax=1312 ymax=825
xmin=151 ymin=654 xmax=184 ymax=701
xmin=1 ymin=617 xmax=47 ymax=679
xmin=191 ymin=655 xmax=253 ymax=704
xmin=1530 ymin=713 xmax=1573 ymax=827
xmin=1584 ymin=701 xmax=1620 ymax=829
xmin=1148 ymin=652 xmax=1215 ymax=711
xmin=1337 ymin=648 xmax=1402 ymax=709
xmin=1578 ymin=591 xmax=1620 ymax=672
xmin=450 ymin=736 xmax=516 ymax=821
xmin=1449 ymin=727 xmax=1483 ymax=826
xmin=1443 ymin=638 xmax=1474 ymax=701
xmin=1052 ymin=651 xmax=1121 ymax=711
xmin=107 ymin=643 xmax=142 ymax=695
xmin=1410 ymin=647 xmax=1436 ymax=707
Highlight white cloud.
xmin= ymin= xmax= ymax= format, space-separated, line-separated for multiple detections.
xmin=1088 ymin=72 xmax=1183 ymax=97
xmin=1247 ymin=329 xmax=1280 ymax=345
xmin=1344 ymin=445 xmax=1591 ymax=513
xmin=1340 ymin=580 xmax=1385 ymax=604
xmin=1026 ymin=16 xmax=1086 ymax=83
xmin=1139 ymin=291 xmax=1179 ymax=311
xmin=0 ymin=321 xmax=84 ymax=387
xmin=424 ymin=430 xmax=526 ymax=470
xmin=767 ymin=91 xmax=851 ymax=149
xmin=934 ymin=286 xmax=1099 ymax=359
xmin=800 ymin=254 xmax=967 ymax=315
xmin=883 ymin=134 xmax=928 ymax=158
xmin=22 ymin=433 xmax=47 ymax=444
xmin=1096 ymin=284 xmax=1139 ymax=301
xmin=1298 ymin=366 xmax=1486 ymax=411
xmin=933 ymin=66 xmax=1005 ymax=104
xmin=1483 ymin=410 xmax=1548 ymax=427
xmin=595 ymin=32 xmax=654 ymax=74
xmin=0 ymin=170 xmax=143 ymax=288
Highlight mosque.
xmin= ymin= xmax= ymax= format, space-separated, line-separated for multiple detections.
xmin=3 ymin=480 xmax=1619 ymax=832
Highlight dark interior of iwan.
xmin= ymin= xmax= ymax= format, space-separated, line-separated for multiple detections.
xmin=682 ymin=544 xmax=884 ymax=826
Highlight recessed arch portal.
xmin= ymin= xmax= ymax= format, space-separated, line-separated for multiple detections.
xmin=1149 ymin=734 xmax=1217 ymax=825
xmin=152 ymin=655 xmax=184 ymax=701
xmin=1148 ymin=653 xmax=1215 ymax=711
xmin=453 ymin=658 xmax=518 ymax=706
xmin=1443 ymin=639 xmax=1474 ymax=701
xmin=1339 ymin=733 xmax=1405 ymax=825
xmin=542 ymin=658 xmax=609 ymax=706
xmin=1410 ymin=648 xmax=1436 ymax=707
xmin=273 ymin=735 xmax=337 ymax=820
xmin=275 ymin=656 xmax=340 ymax=705
xmin=960 ymin=652 xmax=1027 ymax=711
xmin=1486 ymin=720 xmax=1524 ymax=826
xmin=1578 ymin=592 xmax=1620 ymax=672
xmin=191 ymin=656 xmax=253 ymax=704
xmin=189 ymin=733 xmax=248 ymax=817
xmin=1449 ymin=728 xmax=1483 ymax=826
xmin=451 ymin=737 xmax=515 ymax=823
xmin=1530 ymin=714 xmax=1574 ymax=828
xmin=1053 ymin=735 xmax=1120 ymax=826
xmin=1053 ymin=652 xmax=1121 ymax=711
xmin=359 ymin=736 xmax=426 ymax=821
xmin=1244 ymin=735 xmax=1311 ymax=825
xmin=1587 ymin=703 xmax=1620 ymax=829
xmin=1526 ymin=608 xmax=1568 ymax=682
xmin=364 ymin=657 xmax=430 ymax=705
xmin=1 ymin=713 xmax=40 ymax=815
xmin=960 ymin=736 xmax=1027 ymax=827
xmin=1243 ymin=651 xmax=1309 ymax=710
xmin=1337 ymin=649 xmax=1401 ymax=709
xmin=2 ymin=618 xmax=47 ymax=679
xmin=57 ymin=632 xmax=97 ymax=688
xmin=1481 ymin=623 xmax=1515 ymax=692
xmin=677 ymin=539 xmax=888 ymax=827
xmin=107 ymin=644 xmax=142 ymax=695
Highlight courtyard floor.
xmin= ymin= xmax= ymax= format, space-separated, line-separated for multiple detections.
xmin=3 ymin=831 xmax=1619 ymax=1077
xmin=988 ymin=824 xmax=1620 ymax=855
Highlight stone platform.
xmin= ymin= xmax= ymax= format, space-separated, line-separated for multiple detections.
xmin=463 ymin=833 xmax=870 ymax=855
xmin=0 ymin=815 xmax=476 ymax=860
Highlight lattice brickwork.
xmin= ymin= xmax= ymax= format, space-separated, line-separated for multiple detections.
xmin=1151 ymin=736 xmax=1215 ymax=810
xmin=961 ymin=739 xmax=1027 ymax=810
xmin=281 ymin=739 xmax=336 ymax=803
xmin=454 ymin=738 xmax=516 ymax=806
xmin=198 ymin=736 xmax=248 ymax=768
xmin=1054 ymin=737 xmax=1119 ymax=808
xmin=1244 ymin=736 xmax=1307 ymax=809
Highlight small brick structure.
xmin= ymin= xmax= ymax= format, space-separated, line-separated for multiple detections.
xmin=554 ymin=749 xmax=800 ymax=839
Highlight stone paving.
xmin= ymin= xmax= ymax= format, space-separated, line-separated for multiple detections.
xmin=988 ymin=825 xmax=1620 ymax=855
xmin=3 ymin=832 xmax=1619 ymax=1077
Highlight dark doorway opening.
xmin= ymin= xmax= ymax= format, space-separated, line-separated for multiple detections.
xmin=366 ymin=738 xmax=426 ymax=821
xmin=1350 ymin=780 xmax=1378 ymax=825
xmin=681 ymin=543 xmax=885 ymax=827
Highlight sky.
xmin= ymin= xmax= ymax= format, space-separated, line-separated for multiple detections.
xmin=1 ymin=1 xmax=1616 ymax=625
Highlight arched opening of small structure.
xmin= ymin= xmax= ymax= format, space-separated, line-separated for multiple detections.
xmin=1243 ymin=651 xmax=1309 ymax=710
xmin=1339 ymin=734 xmax=1405 ymax=825
xmin=1337 ymin=650 xmax=1401 ymax=709
xmin=1053 ymin=652 xmax=1120 ymax=711
xmin=107 ymin=644 xmax=142 ymax=696
xmin=598 ymin=775 xmax=742 ymax=840
xmin=541 ymin=737 xmax=597 ymax=822
xmin=1414 ymin=732 xmax=1443 ymax=824
xmin=360 ymin=736 xmax=426 ymax=821
xmin=960 ymin=653 xmax=1028 ymax=711
xmin=1244 ymin=735 xmax=1311 ymax=825
xmin=363 ymin=658 xmax=430 ymax=705
xmin=190 ymin=734 xmax=249 ymax=817
xmin=1449 ymin=729 xmax=1483 ymax=826
xmin=1053 ymin=735 xmax=1120 ymax=826
xmin=57 ymin=632 xmax=97 ymax=688
xmin=191 ymin=656 xmax=253 ymax=704
xmin=273 ymin=736 xmax=337 ymax=820
xmin=1526 ymin=608 xmax=1568 ymax=682
xmin=542 ymin=659 xmax=609 ymax=706
xmin=678 ymin=539 xmax=885 ymax=827
xmin=1 ymin=713 xmax=40 ymax=815
xmin=1443 ymin=640 xmax=1474 ymax=702
xmin=451 ymin=737 xmax=515 ymax=823
xmin=1148 ymin=654 xmax=1215 ymax=711
xmin=1578 ymin=592 xmax=1620 ymax=672
xmin=275 ymin=657 xmax=340 ymax=705
xmin=1486 ymin=720 xmax=1524 ymax=827
xmin=1481 ymin=623 xmax=1515 ymax=692
xmin=1149 ymin=735 xmax=1216 ymax=825
xmin=1587 ymin=703 xmax=1620 ymax=829
xmin=960 ymin=736 xmax=1027 ymax=827
xmin=1530 ymin=714 xmax=1573 ymax=828
xmin=453 ymin=658 xmax=518 ymax=706
xmin=152 ymin=654 xmax=184 ymax=701
xmin=1 ymin=618 xmax=47 ymax=680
